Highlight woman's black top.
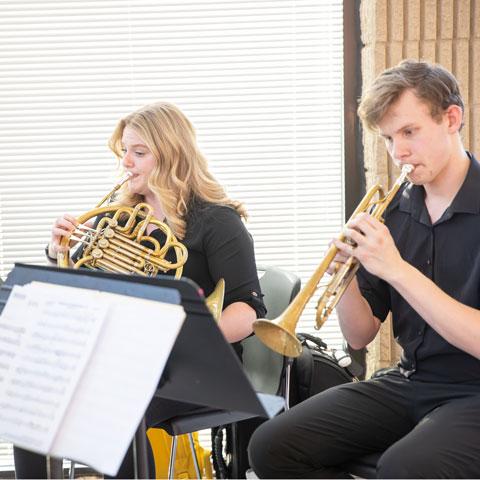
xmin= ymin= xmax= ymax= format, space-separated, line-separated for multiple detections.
xmin=72 ymin=198 xmax=266 ymax=320
xmin=150 ymin=199 xmax=266 ymax=318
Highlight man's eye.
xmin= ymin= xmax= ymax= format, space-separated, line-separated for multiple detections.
xmin=135 ymin=151 xmax=145 ymax=157
xmin=404 ymin=129 xmax=413 ymax=136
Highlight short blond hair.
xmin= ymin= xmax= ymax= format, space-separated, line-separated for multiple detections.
xmin=358 ymin=59 xmax=464 ymax=132
xmin=109 ymin=102 xmax=247 ymax=239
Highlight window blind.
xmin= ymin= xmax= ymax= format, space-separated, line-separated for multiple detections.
xmin=0 ymin=0 xmax=344 ymax=470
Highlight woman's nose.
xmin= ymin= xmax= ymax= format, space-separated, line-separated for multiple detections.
xmin=122 ymin=151 xmax=133 ymax=168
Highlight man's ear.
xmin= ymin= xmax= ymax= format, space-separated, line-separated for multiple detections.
xmin=445 ymin=104 xmax=463 ymax=132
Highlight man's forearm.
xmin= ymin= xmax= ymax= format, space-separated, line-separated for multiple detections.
xmin=336 ymin=277 xmax=381 ymax=350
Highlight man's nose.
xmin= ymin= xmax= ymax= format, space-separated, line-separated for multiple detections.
xmin=391 ymin=139 xmax=408 ymax=160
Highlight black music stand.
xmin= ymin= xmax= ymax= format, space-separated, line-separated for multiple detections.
xmin=0 ymin=264 xmax=283 ymax=478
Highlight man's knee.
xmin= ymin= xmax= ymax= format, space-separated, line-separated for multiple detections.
xmin=377 ymin=446 xmax=435 ymax=479
xmin=248 ymin=416 xmax=313 ymax=478
xmin=248 ymin=420 xmax=284 ymax=478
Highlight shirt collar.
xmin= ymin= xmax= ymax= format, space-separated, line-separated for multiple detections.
xmin=399 ymin=151 xmax=480 ymax=225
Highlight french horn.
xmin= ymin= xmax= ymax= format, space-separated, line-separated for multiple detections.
xmin=253 ymin=164 xmax=414 ymax=357
xmin=57 ymin=174 xmax=187 ymax=278
xmin=57 ymin=173 xmax=224 ymax=320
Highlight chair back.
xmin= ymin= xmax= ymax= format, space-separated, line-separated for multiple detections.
xmin=241 ymin=265 xmax=301 ymax=395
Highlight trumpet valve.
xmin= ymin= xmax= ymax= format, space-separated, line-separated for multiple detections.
xmin=315 ymin=298 xmax=330 ymax=330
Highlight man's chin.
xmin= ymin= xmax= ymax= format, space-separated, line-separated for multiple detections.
xmin=407 ymin=174 xmax=426 ymax=186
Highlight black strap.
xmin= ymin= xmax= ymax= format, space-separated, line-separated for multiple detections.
xmin=44 ymin=244 xmax=57 ymax=263
xmin=297 ymin=332 xmax=328 ymax=351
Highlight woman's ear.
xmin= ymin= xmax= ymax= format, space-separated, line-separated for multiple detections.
xmin=445 ymin=104 xmax=463 ymax=133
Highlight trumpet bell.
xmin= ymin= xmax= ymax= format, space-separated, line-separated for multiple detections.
xmin=253 ymin=318 xmax=302 ymax=357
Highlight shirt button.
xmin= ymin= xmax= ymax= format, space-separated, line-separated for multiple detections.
xmin=426 ymin=259 xmax=431 ymax=265
xmin=418 ymin=330 xmax=422 ymax=336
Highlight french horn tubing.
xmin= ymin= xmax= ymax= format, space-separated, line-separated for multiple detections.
xmin=253 ymin=164 xmax=414 ymax=357
xmin=56 ymin=173 xmax=225 ymax=320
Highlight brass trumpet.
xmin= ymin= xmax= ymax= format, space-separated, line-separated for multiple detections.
xmin=253 ymin=164 xmax=413 ymax=357
xmin=56 ymin=174 xmax=225 ymax=320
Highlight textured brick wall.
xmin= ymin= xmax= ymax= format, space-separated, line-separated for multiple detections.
xmin=359 ymin=0 xmax=480 ymax=374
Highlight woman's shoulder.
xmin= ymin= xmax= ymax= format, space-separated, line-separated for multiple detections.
xmin=186 ymin=199 xmax=246 ymax=244
xmin=188 ymin=198 xmax=241 ymax=223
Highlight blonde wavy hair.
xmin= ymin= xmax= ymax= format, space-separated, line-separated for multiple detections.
xmin=108 ymin=102 xmax=247 ymax=239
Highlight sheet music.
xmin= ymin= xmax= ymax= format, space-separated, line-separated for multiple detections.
xmin=0 ymin=283 xmax=107 ymax=453
xmin=0 ymin=281 xmax=185 ymax=476
xmin=51 ymin=292 xmax=185 ymax=476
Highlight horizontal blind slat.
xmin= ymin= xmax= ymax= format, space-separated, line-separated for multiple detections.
xmin=0 ymin=0 xmax=344 ymax=466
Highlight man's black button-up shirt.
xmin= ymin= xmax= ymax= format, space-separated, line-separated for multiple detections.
xmin=357 ymin=152 xmax=480 ymax=383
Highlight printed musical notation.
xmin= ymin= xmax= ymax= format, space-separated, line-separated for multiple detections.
xmin=0 ymin=284 xmax=107 ymax=452
xmin=0 ymin=282 xmax=185 ymax=476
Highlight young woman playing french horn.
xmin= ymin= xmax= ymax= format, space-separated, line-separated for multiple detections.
xmin=15 ymin=101 xmax=266 ymax=479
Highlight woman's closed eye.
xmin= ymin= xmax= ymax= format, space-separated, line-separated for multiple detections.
xmin=121 ymin=147 xmax=147 ymax=157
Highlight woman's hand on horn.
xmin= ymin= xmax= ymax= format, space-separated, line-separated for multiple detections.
xmin=49 ymin=214 xmax=79 ymax=257
xmin=333 ymin=212 xmax=404 ymax=281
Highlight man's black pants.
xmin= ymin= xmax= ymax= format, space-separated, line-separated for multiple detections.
xmin=248 ymin=370 xmax=480 ymax=478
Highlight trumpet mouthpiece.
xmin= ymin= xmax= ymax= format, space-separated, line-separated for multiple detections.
xmin=402 ymin=164 xmax=414 ymax=174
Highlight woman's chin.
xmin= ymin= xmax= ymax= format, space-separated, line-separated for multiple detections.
xmin=127 ymin=183 xmax=144 ymax=195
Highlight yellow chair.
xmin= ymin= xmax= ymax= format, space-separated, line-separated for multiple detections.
xmin=147 ymin=429 xmax=213 ymax=479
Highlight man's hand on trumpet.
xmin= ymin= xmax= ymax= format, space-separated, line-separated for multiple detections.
xmin=326 ymin=239 xmax=351 ymax=276
xmin=333 ymin=212 xmax=405 ymax=282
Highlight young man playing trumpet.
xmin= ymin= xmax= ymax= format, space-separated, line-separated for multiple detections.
xmin=248 ymin=59 xmax=480 ymax=478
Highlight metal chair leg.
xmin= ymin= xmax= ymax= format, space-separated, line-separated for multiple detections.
xmin=168 ymin=435 xmax=178 ymax=479
xmin=187 ymin=432 xmax=202 ymax=479
xmin=69 ymin=461 xmax=75 ymax=479
xmin=284 ymin=357 xmax=293 ymax=411
xmin=46 ymin=456 xmax=63 ymax=479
